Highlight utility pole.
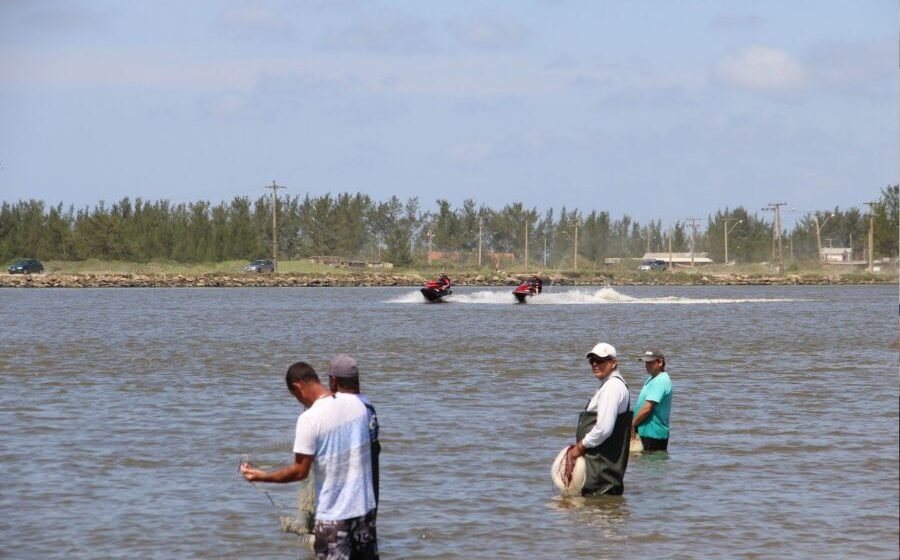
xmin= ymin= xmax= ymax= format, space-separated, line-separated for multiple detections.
xmin=813 ymin=212 xmax=834 ymax=263
xmin=683 ymin=218 xmax=700 ymax=267
xmin=763 ymin=202 xmax=787 ymax=272
xmin=264 ymin=180 xmax=286 ymax=271
xmin=723 ymin=218 xmax=742 ymax=265
xmin=524 ymin=219 xmax=529 ymax=271
xmin=572 ymin=219 xmax=581 ymax=270
xmin=762 ymin=207 xmax=775 ymax=261
xmin=427 ymin=229 xmax=434 ymax=265
xmin=543 ymin=232 xmax=547 ymax=267
xmin=667 ymin=227 xmax=673 ymax=269
xmin=864 ymin=201 xmax=877 ymax=271
xmin=478 ymin=216 xmax=483 ymax=269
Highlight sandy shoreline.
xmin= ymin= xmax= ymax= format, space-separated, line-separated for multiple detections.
xmin=0 ymin=271 xmax=891 ymax=288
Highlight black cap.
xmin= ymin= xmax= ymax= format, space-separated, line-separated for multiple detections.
xmin=639 ymin=349 xmax=665 ymax=362
xmin=328 ymin=354 xmax=359 ymax=378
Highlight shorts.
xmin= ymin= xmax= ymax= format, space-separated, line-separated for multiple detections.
xmin=313 ymin=509 xmax=378 ymax=560
xmin=640 ymin=436 xmax=669 ymax=451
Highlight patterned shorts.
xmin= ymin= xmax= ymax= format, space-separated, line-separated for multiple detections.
xmin=313 ymin=509 xmax=378 ymax=560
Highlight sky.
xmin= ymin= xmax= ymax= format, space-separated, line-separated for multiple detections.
xmin=0 ymin=0 xmax=896 ymax=228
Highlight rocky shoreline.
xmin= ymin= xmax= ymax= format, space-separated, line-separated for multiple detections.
xmin=0 ymin=271 xmax=892 ymax=288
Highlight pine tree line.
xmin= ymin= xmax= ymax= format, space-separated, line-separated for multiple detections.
xmin=1 ymin=186 xmax=896 ymax=267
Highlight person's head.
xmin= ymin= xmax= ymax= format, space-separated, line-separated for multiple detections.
xmin=639 ymin=349 xmax=666 ymax=376
xmin=585 ymin=342 xmax=618 ymax=380
xmin=285 ymin=361 xmax=324 ymax=406
xmin=327 ymin=354 xmax=361 ymax=394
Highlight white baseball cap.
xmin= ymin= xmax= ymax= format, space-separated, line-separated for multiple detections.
xmin=586 ymin=342 xmax=616 ymax=359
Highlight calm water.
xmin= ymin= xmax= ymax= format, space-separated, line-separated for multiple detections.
xmin=1 ymin=285 xmax=898 ymax=559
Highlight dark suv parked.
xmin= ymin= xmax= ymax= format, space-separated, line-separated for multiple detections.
xmin=638 ymin=259 xmax=667 ymax=271
xmin=244 ymin=259 xmax=275 ymax=273
xmin=8 ymin=259 xmax=44 ymax=274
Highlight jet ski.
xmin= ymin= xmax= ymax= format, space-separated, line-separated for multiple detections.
xmin=513 ymin=282 xmax=538 ymax=304
xmin=421 ymin=279 xmax=451 ymax=302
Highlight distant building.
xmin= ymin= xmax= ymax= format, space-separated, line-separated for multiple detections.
xmin=427 ymin=250 xmax=516 ymax=269
xmin=820 ymin=247 xmax=852 ymax=263
xmin=641 ymin=252 xmax=714 ymax=266
xmin=307 ymin=256 xmax=348 ymax=266
xmin=427 ymin=251 xmax=463 ymax=263
xmin=305 ymin=256 xmax=392 ymax=269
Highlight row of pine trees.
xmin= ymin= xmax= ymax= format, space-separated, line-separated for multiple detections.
xmin=1 ymin=186 xmax=896 ymax=267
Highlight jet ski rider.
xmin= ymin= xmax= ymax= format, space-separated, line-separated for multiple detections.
xmin=529 ymin=274 xmax=542 ymax=294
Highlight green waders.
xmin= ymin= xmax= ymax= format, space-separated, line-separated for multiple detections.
xmin=575 ymin=379 xmax=633 ymax=496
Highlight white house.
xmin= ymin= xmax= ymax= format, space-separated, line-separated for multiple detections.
xmin=820 ymin=247 xmax=852 ymax=263
xmin=641 ymin=252 xmax=714 ymax=266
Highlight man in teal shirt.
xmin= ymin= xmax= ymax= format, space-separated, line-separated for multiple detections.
xmin=632 ymin=349 xmax=673 ymax=451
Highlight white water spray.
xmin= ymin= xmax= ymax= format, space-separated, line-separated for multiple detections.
xmin=386 ymin=286 xmax=796 ymax=305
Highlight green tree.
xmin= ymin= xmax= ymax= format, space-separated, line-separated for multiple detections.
xmin=872 ymin=185 xmax=899 ymax=259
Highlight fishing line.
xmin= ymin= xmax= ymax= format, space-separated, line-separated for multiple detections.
xmin=239 ymin=453 xmax=317 ymax=537
xmin=238 ymin=454 xmax=291 ymax=514
xmin=236 ymin=438 xmax=293 ymax=513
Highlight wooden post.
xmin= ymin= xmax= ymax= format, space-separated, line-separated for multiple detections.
xmin=264 ymin=181 xmax=286 ymax=271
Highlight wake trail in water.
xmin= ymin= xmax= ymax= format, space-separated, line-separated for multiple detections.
xmin=385 ymin=287 xmax=797 ymax=305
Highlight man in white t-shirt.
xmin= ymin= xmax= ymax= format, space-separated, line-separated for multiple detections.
xmin=241 ymin=361 xmax=378 ymax=559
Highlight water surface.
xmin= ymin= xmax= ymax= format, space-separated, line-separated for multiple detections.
xmin=1 ymin=285 xmax=897 ymax=559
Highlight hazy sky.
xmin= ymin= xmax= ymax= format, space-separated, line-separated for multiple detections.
xmin=1 ymin=1 xmax=896 ymax=227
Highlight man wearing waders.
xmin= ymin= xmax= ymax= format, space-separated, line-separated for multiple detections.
xmin=564 ymin=342 xmax=632 ymax=495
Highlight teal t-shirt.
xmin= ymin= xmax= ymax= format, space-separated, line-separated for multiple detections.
xmin=633 ymin=371 xmax=672 ymax=440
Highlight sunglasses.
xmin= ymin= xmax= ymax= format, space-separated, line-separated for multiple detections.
xmin=588 ymin=356 xmax=614 ymax=365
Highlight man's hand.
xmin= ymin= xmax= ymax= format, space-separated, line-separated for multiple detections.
xmin=563 ymin=445 xmax=575 ymax=486
xmin=239 ymin=454 xmax=312 ymax=484
xmin=240 ymin=463 xmax=265 ymax=482
xmin=563 ymin=442 xmax=585 ymax=485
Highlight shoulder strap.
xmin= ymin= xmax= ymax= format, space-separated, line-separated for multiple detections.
xmin=612 ymin=376 xmax=630 ymax=410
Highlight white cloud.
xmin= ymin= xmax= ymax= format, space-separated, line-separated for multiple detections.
xmin=317 ymin=9 xmax=434 ymax=53
xmin=545 ymin=54 xmax=577 ymax=71
xmin=451 ymin=141 xmax=494 ymax=163
xmin=602 ymin=85 xmax=696 ymax=108
xmin=204 ymin=93 xmax=255 ymax=120
xmin=716 ymin=46 xmax=807 ymax=91
xmin=21 ymin=3 xmax=108 ymax=32
xmin=452 ymin=95 xmax=519 ymax=113
xmin=710 ymin=14 xmax=765 ymax=29
xmin=805 ymin=39 xmax=895 ymax=93
xmin=219 ymin=5 xmax=293 ymax=39
xmin=448 ymin=17 xmax=533 ymax=50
